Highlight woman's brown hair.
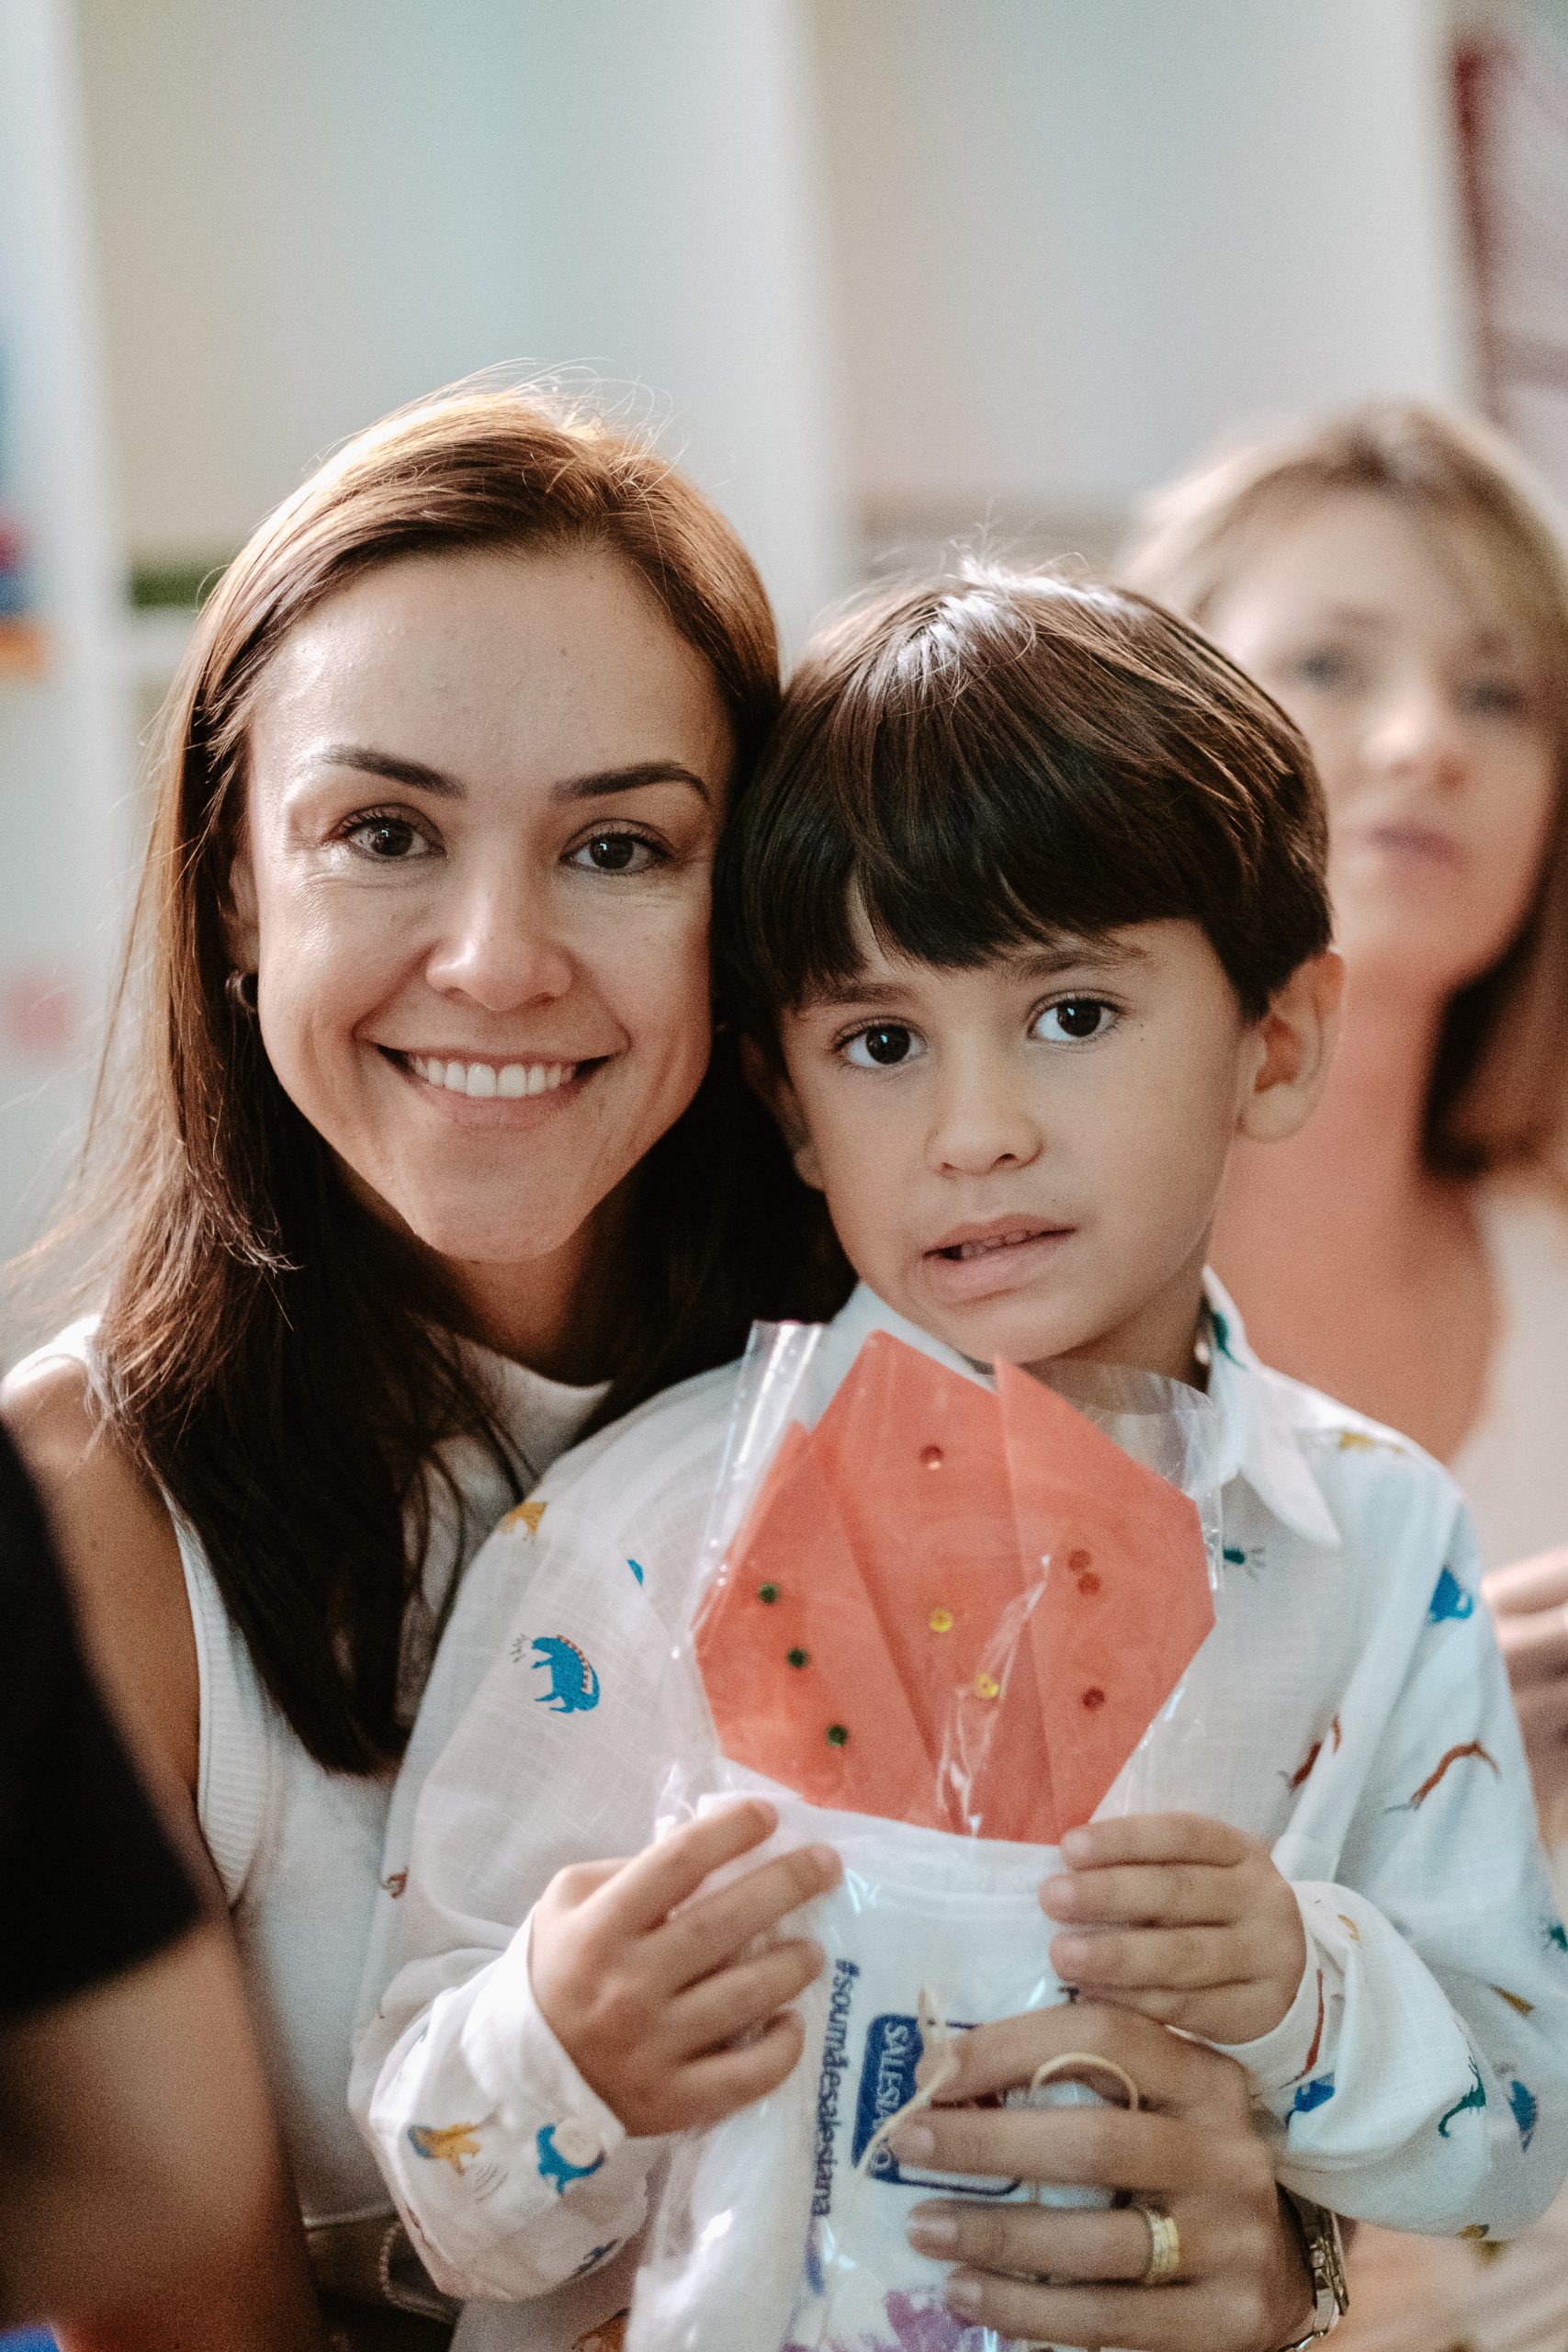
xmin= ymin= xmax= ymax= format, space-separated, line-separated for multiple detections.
xmin=61 ymin=387 xmax=844 ymax=1774
xmin=1122 ymin=401 xmax=1568 ymax=1176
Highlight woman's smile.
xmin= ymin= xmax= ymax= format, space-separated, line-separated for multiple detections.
xmin=384 ymin=1045 xmax=598 ymax=1125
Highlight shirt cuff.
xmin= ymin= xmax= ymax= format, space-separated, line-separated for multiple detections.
xmin=1210 ymin=1892 xmax=1329 ymax=2100
xmin=461 ymin=1913 xmax=630 ymax=2184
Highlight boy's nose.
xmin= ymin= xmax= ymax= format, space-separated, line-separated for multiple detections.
xmin=927 ymin=1062 xmax=1043 ymax=1176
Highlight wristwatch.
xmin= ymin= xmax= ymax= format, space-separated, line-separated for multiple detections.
xmin=1274 ymin=2188 xmax=1348 ymax=2345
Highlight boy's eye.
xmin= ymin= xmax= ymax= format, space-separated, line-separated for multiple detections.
xmin=567 ymin=831 xmax=663 ymax=875
xmin=843 ymin=1023 xmax=923 ymax=1068
xmin=1033 ymin=997 xmax=1114 ymax=1044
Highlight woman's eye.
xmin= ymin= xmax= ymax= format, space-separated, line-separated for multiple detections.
xmin=569 ymin=831 xmax=662 ymax=875
xmin=1461 ymin=675 xmax=1529 ymax=719
xmin=843 ymin=1023 xmax=923 ymax=1069
xmin=1292 ymin=646 xmax=1360 ymax=693
xmin=345 ymin=815 xmax=433 ymax=861
xmin=1033 ymin=998 xmax=1114 ymax=1045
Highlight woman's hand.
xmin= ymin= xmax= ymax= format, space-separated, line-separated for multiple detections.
xmin=1040 ymin=1813 xmax=1308 ymax=2045
xmin=892 ymin=2002 xmax=1314 ymax=2352
xmin=1483 ymin=1546 xmax=1568 ymax=1810
xmin=530 ymin=1797 xmax=840 ymax=2136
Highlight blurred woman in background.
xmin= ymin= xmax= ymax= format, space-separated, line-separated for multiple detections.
xmin=1127 ymin=401 xmax=1568 ymax=2352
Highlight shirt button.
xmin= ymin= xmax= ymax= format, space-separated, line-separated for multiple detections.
xmin=552 ymin=2117 xmax=606 ymax=2169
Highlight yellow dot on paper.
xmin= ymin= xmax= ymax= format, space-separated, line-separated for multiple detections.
xmin=973 ymin=1671 xmax=1000 ymax=1701
xmin=928 ymin=1607 xmax=953 ymax=1634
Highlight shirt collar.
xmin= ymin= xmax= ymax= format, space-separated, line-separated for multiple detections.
xmin=1200 ymin=1273 xmax=1341 ymax=1547
xmin=823 ymin=1278 xmax=1340 ymax=1551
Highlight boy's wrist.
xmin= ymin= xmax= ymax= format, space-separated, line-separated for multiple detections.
xmin=1209 ymin=1899 xmax=1322 ymax=2098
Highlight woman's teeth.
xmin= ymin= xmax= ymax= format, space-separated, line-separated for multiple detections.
xmin=407 ymin=1054 xmax=574 ymax=1099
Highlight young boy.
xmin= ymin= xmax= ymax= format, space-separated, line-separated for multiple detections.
xmin=350 ymin=571 xmax=1568 ymax=2335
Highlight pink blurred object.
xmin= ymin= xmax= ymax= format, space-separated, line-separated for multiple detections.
xmin=694 ymin=1329 xmax=1213 ymax=1843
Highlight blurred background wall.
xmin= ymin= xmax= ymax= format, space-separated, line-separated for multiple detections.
xmin=0 ymin=0 xmax=1560 ymax=1262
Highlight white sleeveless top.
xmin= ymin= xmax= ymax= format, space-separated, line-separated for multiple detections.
xmin=1450 ymin=1174 xmax=1568 ymax=1571
xmin=21 ymin=1317 xmax=604 ymax=2230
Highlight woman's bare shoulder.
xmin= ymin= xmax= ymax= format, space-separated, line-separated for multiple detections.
xmin=3 ymin=1350 xmax=199 ymax=1795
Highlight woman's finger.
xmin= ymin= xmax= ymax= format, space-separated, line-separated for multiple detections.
xmin=921 ymin=1999 xmax=1250 ymax=2120
xmin=657 ymin=1840 xmax=841 ymax=1984
xmin=667 ymin=1936 xmax=824 ymax=2052
xmin=1043 ymin=1860 xmax=1242 ymax=1928
xmin=942 ymin=2268 xmax=1229 ymax=2352
xmin=1483 ymin=1544 xmax=1568 ymax=1620
xmin=908 ymin=2195 xmax=1187 ymax=2283
xmin=1494 ymin=1601 xmax=1568 ymax=1688
xmin=1062 ymin=1813 xmax=1250 ymax=1871
xmin=891 ymin=2097 xmax=1194 ymax=2191
xmin=1052 ymin=1923 xmax=1247 ymax=1990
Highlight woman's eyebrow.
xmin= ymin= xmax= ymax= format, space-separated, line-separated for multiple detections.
xmin=310 ymin=744 xmax=464 ymax=797
xmin=552 ymin=762 xmax=712 ymax=805
xmin=307 ymin=747 xmax=710 ymax=804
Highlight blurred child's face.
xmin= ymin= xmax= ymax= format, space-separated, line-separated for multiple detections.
xmin=772 ymin=919 xmax=1336 ymax=1383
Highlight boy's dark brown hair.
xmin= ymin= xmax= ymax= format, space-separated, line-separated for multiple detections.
xmin=717 ymin=568 xmax=1332 ymax=1037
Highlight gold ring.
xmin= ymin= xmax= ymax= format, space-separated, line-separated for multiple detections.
xmin=1134 ymin=2201 xmax=1180 ymax=2285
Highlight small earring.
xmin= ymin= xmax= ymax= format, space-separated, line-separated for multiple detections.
xmin=225 ymin=968 xmax=259 ymax=1015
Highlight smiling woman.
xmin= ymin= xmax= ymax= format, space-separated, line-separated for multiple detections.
xmin=1 ymin=389 xmax=846 ymax=2347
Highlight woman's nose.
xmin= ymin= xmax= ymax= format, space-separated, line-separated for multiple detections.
xmin=927 ymin=1059 xmax=1043 ymax=1176
xmin=1365 ymin=679 xmax=1467 ymax=787
xmin=423 ymin=869 xmax=575 ymax=1010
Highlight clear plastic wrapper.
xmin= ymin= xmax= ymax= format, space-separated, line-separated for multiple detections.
xmin=627 ymin=1322 xmax=1225 ymax=2352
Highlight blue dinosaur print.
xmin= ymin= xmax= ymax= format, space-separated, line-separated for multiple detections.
xmin=1208 ymin=1307 xmax=1241 ymax=1363
xmin=627 ymin=1557 xmax=645 ymax=1585
xmin=1546 ymin=1918 xmax=1568 ymax=1957
xmin=1428 ymin=1566 xmax=1476 ymax=1623
xmin=1291 ymin=2075 xmax=1336 ymax=2118
xmin=531 ymin=1636 xmax=600 ymax=1713
xmin=1509 ymin=2079 xmax=1539 ymax=2151
xmin=1439 ymin=2063 xmax=1488 ymax=2138
xmin=570 ymin=2241 xmax=622 ymax=2278
xmin=536 ymin=2122 xmax=605 ymax=2193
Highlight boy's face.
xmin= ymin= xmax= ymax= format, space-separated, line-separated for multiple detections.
xmin=773 ymin=919 xmax=1332 ymax=1383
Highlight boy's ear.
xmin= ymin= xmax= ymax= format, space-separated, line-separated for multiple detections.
xmin=1236 ymin=949 xmax=1344 ymax=1144
xmin=739 ymin=1035 xmax=826 ymax=1192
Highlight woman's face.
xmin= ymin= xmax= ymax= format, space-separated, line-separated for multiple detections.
xmin=1206 ymin=490 xmax=1559 ymax=1003
xmin=229 ymin=546 xmax=733 ymax=1295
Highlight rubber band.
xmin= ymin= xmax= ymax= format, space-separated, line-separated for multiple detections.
xmin=809 ymin=2023 xmax=1145 ymax=2347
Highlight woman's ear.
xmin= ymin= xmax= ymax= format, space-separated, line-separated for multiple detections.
xmin=222 ymin=830 xmax=261 ymax=976
xmin=1237 ymin=949 xmax=1344 ymax=1144
xmin=739 ymin=1035 xmax=826 ymax=1192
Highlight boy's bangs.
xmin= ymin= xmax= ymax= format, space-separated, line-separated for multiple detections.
xmin=717 ymin=569 xmax=1332 ymax=1036
xmin=750 ymin=719 xmax=1246 ymax=1013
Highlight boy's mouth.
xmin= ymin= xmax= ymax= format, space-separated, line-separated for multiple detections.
xmin=929 ymin=1217 xmax=1071 ymax=1262
xmin=920 ymin=1217 xmax=1076 ymax=1306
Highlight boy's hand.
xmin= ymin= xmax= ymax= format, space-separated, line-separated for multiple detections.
xmin=530 ymin=1798 xmax=841 ymax=2137
xmin=1039 ymin=1813 xmax=1307 ymax=2047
